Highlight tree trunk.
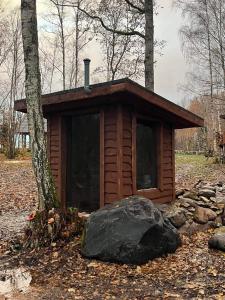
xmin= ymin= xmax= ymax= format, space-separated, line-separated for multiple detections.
xmin=60 ymin=14 xmax=66 ymax=90
xmin=74 ymin=2 xmax=80 ymax=88
xmin=144 ymin=0 xmax=154 ymax=91
xmin=21 ymin=0 xmax=58 ymax=210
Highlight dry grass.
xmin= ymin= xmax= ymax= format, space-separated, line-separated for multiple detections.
xmin=175 ymin=153 xmax=225 ymax=188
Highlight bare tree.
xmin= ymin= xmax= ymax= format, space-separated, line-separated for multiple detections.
xmin=50 ymin=0 xmax=160 ymax=91
xmin=48 ymin=0 xmax=67 ymax=90
xmin=0 ymin=9 xmax=25 ymax=158
xmin=176 ymin=0 xmax=225 ymax=154
xmin=93 ymin=0 xmax=144 ymax=81
xmin=176 ymin=0 xmax=225 ymax=95
xmin=67 ymin=1 xmax=93 ymax=88
xmin=39 ymin=0 xmax=92 ymax=91
xmin=21 ymin=0 xmax=58 ymax=210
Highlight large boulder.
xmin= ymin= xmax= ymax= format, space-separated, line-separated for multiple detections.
xmin=81 ymin=196 xmax=181 ymax=265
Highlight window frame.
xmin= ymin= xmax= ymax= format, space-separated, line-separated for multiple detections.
xmin=132 ymin=113 xmax=163 ymax=196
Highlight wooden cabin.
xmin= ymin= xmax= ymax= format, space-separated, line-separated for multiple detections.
xmin=16 ymin=118 xmax=47 ymax=149
xmin=15 ymin=78 xmax=203 ymax=212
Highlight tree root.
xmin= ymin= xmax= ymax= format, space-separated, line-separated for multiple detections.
xmin=23 ymin=208 xmax=84 ymax=249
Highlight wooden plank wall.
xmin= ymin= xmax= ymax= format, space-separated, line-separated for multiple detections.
xmin=47 ymin=115 xmax=61 ymax=197
xmin=104 ymin=106 xmax=119 ymax=204
xmin=135 ymin=124 xmax=174 ymax=203
xmin=159 ymin=124 xmax=174 ymax=203
xmin=121 ymin=109 xmax=133 ymax=197
xmin=47 ymin=107 xmax=175 ymax=207
xmin=120 ymin=109 xmax=174 ymax=204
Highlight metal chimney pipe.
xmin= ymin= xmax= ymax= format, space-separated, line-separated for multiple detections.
xmin=83 ymin=58 xmax=91 ymax=91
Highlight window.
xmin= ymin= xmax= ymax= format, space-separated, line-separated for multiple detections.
xmin=136 ymin=120 xmax=158 ymax=190
xmin=66 ymin=113 xmax=100 ymax=212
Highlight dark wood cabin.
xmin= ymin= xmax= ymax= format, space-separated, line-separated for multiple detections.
xmin=15 ymin=78 xmax=204 ymax=212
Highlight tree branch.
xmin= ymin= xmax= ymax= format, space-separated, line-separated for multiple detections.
xmin=50 ymin=0 xmax=145 ymax=39
xmin=123 ymin=0 xmax=145 ymax=14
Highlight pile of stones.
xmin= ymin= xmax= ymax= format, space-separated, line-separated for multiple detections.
xmin=160 ymin=180 xmax=225 ymax=234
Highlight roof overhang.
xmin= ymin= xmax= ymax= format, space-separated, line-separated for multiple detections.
xmin=14 ymin=78 xmax=204 ymax=129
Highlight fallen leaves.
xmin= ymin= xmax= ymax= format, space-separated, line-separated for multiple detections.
xmin=0 ymin=160 xmax=37 ymax=246
xmin=2 ymin=158 xmax=225 ymax=299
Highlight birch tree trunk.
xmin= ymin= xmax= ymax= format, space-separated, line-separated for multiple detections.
xmin=21 ymin=0 xmax=58 ymax=210
xmin=145 ymin=0 xmax=154 ymax=91
xmin=71 ymin=0 xmax=155 ymax=91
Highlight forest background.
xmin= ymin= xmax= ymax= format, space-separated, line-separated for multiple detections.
xmin=0 ymin=0 xmax=225 ymax=157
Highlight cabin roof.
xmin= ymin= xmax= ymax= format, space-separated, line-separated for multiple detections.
xmin=14 ymin=78 xmax=204 ymax=129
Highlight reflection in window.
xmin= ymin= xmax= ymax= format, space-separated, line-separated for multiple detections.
xmin=136 ymin=120 xmax=157 ymax=190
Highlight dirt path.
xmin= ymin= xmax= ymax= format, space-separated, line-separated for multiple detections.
xmin=0 ymin=160 xmax=37 ymax=251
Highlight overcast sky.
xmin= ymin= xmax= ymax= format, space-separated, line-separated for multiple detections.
xmin=7 ymin=0 xmax=189 ymax=105
xmin=154 ymin=1 xmax=189 ymax=104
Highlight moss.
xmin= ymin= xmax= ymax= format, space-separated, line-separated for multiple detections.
xmin=46 ymin=162 xmax=59 ymax=209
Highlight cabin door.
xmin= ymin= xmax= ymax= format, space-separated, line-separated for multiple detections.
xmin=66 ymin=113 xmax=100 ymax=212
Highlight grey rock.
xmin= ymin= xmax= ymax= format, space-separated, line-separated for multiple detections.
xmin=187 ymin=207 xmax=195 ymax=212
xmin=211 ymin=205 xmax=220 ymax=211
xmin=201 ymin=186 xmax=217 ymax=192
xmin=185 ymin=211 xmax=194 ymax=217
xmin=198 ymin=189 xmax=216 ymax=198
xmin=179 ymin=202 xmax=190 ymax=209
xmin=179 ymin=198 xmax=196 ymax=207
xmin=196 ymin=201 xmax=212 ymax=209
xmin=210 ymin=197 xmax=217 ymax=203
xmin=194 ymin=206 xmax=217 ymax=224
xmin=215 ymin=216 xmax=223 ymax=225
xmin=176 ymin=189 xmax=185 ymax=197
xmin=82 ymin=196 xmax=181 ymax=265
xmin=154 ymin=203 xmax=170 ymax=214
xmin=215 ymin=197 xmax=225 ymax=204
xmin=209 ymin=232 xmax=225 ymax=251
xmin=179 ymin=221 xmax=212 ymax=235
xmin=199 ymin=196 xmax=210 ymax=203
xmin=183 ymin=191 xmax=199 ymax=201
xmin=216 ymin=209 xmax=224 ymax=215
xmin=216 ymin=203 xmax=225 ymax=210
xmin=166 ymin=210 xmax=187 ymax=228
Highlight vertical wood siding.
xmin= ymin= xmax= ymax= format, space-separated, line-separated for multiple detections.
xmin=121 ymin=109 xmax=133 ymax=197
xmin=47 ymin=108 xmax=175 ymax=208
xmin=159 ymin=124 xmax=174 ymax=202
xmin=137 ymin=124 xmax=174 ymax=203
xmin=103 ymin=107 xmax=175 ymax=205
xmin=119 ymin=110 xmax=174 ymax=204
xmin=104 ymin=106 xmax=119 ymax=204
xmin=48 ymin=115 xmax=61 ymax=197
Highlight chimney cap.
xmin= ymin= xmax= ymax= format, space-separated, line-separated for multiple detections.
xmin=83 ymin=58 xmax=91 ymax=63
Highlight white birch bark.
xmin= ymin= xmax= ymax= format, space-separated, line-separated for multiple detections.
xmin=21 ymin=0 xmax=58 ymax=210
xmin=144 ymin=0 xmax=154 ymax=91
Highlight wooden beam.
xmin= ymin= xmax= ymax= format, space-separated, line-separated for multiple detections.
xmin=117 ymin=105 xmax=123 ymax=199
xmin=100 ymin=109 xmax=105 ymax=208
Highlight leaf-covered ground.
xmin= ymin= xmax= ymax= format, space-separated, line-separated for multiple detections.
xmin=1 ymin=155 xmax=225 ymax=299
xmin=175 ymin=154 xmax=225 ymax=189
xmin=0 ymin=159 xmax=37 ymax=253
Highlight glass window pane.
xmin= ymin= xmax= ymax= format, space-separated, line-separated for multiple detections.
xmin=136 ymin=120 xmax=157 ymax=190
xmin=66 ymin=113 xmax=100 ymax=212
